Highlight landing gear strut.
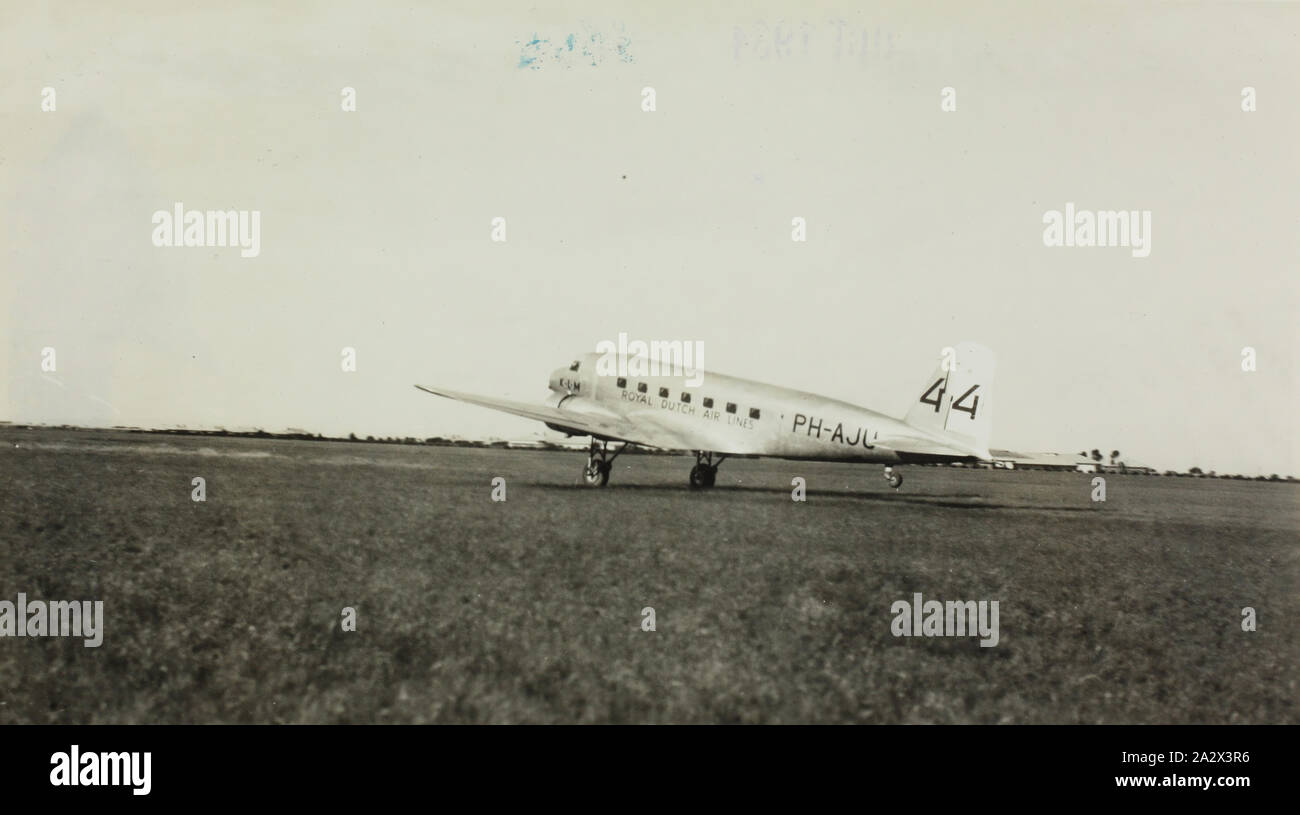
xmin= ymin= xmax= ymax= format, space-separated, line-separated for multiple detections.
xmin=583 ymin=439 xmax=627 ymax=487
xmin=689 ymin=451 xmax=726 ymax=489
xmin=884 ymin=466 xmax=903 ymax=490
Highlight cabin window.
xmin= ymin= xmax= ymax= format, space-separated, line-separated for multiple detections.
xmin=749 ymin=408 xmax=761 ymax=419
xmin=726 ymin=403 xmax=737 ymax=414
xmin=637 ymin=382 xmax=647 ymax=393
xmin=616 ymin=377 xmax=627 ymax=388
xmin=658 ymin=387 xmax=669 ymax=398
xmin=681 ymin=392 xmax=691 ymax=403
xmin=703 ymin=397 xmax=714 ymax=408
xmin=569 ymin=361 xmax=580 ymax=371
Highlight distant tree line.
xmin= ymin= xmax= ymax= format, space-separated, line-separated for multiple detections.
xmin=10 ymin=425 xmax=1299 ymax=477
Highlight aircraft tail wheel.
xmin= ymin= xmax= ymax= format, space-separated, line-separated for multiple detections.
xmin=888 ymin=472 xmax=903 ymax=489
xmin=584 ymin=461 xmax=611 ymax=487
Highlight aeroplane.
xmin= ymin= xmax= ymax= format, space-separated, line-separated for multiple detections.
xmin=415 ymin=341 xmax=995 ymax=490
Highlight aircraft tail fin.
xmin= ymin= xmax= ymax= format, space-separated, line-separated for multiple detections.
xmin=902 ymin=342 xmax=996 ymax=458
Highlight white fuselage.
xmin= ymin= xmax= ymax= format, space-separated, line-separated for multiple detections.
xmin=549 ymin=352 xmax=960 ymax=462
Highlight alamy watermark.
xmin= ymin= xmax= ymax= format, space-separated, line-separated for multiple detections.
xmin=891 ymin=592 xmax=999 ymax=647
xmin=0 ymin=593 xmax=103 ymax=647
xmin=1042 ymin=203 xmax=1151 ymax=258
xmin=151 ymin=202 xmax=260 ymax=258
xmin=595 ymin=332 xmax=704 ymax=387
xmin=50 ymin=746 xmax=150 ymax=795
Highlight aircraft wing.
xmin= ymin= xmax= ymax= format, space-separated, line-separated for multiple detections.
xmin=415 ymin=385 xmax=647 ymax=444
xmin=415 ymin=384 xmax=753 ymax=452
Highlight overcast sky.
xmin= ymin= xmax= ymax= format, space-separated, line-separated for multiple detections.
xmin=2 ymin=1 xmax=1297 ymax=475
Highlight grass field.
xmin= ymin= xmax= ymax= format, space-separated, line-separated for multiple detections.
xmin=1 ymin=427 xmax=1296 ymax=724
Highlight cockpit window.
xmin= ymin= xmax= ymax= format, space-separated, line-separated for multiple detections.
xmin=569 ymin=361 xmax=580 ymax=371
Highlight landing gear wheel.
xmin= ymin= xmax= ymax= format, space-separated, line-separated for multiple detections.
xmin=689 ymin=464 xmax=718 ymax=489
xmin=689 ymin=464 xmax=712 ymax=489
xmin=689 ymin=451 xmax=726 ymax=489
xmin=583 ymin=438 xmax=625 ymax=487
xmin=887 ymin=472 xmax=903 ymax=489
xmin=584 ymin=461 xmax=611 ymax=487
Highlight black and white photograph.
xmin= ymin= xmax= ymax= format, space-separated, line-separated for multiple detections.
xmin=1 ymin=0 xmax=1295 ymax=793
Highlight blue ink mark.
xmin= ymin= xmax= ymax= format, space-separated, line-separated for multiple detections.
xmin=517 ymin=27 xmax=632 ymax=69
xmin=516 ymin=34 xmax=552 ymax=70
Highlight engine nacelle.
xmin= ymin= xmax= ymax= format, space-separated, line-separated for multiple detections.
xmin=543 ymin=392 xmax=619 ymax=436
